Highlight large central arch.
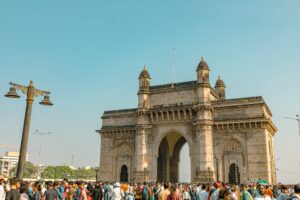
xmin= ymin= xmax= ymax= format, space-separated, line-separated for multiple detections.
xmin=153 ymin=129 xmax=193 ymax=182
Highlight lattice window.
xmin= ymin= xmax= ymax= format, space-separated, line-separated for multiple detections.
xmin=224 ymin=139 xmax=243 ymax=154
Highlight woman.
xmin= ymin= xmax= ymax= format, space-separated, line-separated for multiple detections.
xmin=232 ymin=186 xmax=240 ymax=200
xmin=173 ymin=185 xmax=182 ymax=200
xmin=223 ymin=190 xmax=233 ymax=200
xmin=182 ymin=186 xmax=191 ymax=200
xmin=20 ymin=182 xmax=30 ymax=200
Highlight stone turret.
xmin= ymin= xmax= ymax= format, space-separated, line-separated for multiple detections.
xmin=138 ymin=65 xmax=151 ymax=109
xmin=196 ymin=57 xmax=211 ymax=103
xmin=135 ymin=65 xmax=151 ymax=182
xmin=215 ymin=76 xmax=226 ymax=99
xmin=194 ymin=57 xmax=215 ymax=182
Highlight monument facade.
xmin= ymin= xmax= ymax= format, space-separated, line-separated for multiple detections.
xmin=97 ymin=58 xmax=277 ymax=184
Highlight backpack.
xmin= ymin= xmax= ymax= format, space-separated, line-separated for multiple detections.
xmin=142 ymin=186 xmax=149 ymax=200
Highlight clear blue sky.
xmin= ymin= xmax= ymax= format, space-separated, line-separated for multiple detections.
xmin=0 ymin=0 xmax=300 ymax=183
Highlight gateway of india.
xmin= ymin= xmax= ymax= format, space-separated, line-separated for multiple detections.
xmin=96 ymin=57 xmax=277 ymax=184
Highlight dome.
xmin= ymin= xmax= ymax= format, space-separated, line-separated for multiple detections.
xmin=139 ymin=65 xmax=151 ymax=79
xmin=215 ymin=76 xmax=226 ymax=88
xmin=197 ymin=57 xmax=209 ymax=70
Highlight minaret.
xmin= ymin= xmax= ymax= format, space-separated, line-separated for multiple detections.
xmin=135 ymin=65 xmax=151 ymax=182
xmin=215 ymin=76 xmax=226 ymax=99
xmin=194 ymin=57 xmax=215 ymax=182
xmin=138 ymin=65 xmax=151 ymax=109
xmin=196 ymin=57 xmax=211 ymax=103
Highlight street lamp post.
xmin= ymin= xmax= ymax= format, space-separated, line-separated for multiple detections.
xmin=285 ymin=114 xmax=300 ymax=136
xmin=5 ymin=80 xmax=53 ymax=180
xmin=34 ymin=130 xmax=51 ymax=180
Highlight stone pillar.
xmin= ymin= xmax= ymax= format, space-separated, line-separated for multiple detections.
xmin=194 ymin=57 xmax=215 ymax=183
xmin=217 ymin=157 xmax=223 ymax=182
xmin=135 ymin=126 xmax=147 ymax=182
xmin=194 ymin=120 xmax=215 ymax=183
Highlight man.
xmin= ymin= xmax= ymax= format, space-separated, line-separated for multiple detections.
xmin=276 ymin=185 xmax=290 ymax=200
xmin=254 ymin=184 xmax=271 ymax=200
xmin=199 ymin=185 xmax=209 ymax=200
xmin=241 ymin=184 xmax=253 ymax=200
xmin=0 ymin=176 xmax=5 ymax=200
xmin=290 ymin=184 xmax=300 ymax=200
xmin=43 ymin=181 xmax=58 ymax=200
xmin=141 ymin=182 xmax=149 ymax=200
xmin=158 ymin=183 xmax=170 ymax=200
xmin=92 ymin=182 xmax=103 ymax=200
xmin=4 ymin=180 xmax=20 ymax=200
xmin=154 ymin=183 xmax=162 ymax=200
xmin=210 ymin=182 xmax=222 ymax=200
xmin=112 ymin=182 xmax=123 ymax=200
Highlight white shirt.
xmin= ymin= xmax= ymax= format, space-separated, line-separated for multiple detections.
xmin=20 ymin=193 xmax=29 ymax=200
xmin=112 ymin=187 xmax=124 ymax=200
xmin=211 ymin=189 xmax=220 ymax=200
xmin=199 ymin=190 xmax=208 ymax=200
xmin=254 ymin=194 xmax=272 ymax=200
xmin=0 ymin=185 xmax=5 ymax=200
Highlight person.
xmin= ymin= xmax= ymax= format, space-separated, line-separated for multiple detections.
xmin=276 ymin=186 xmax=289 ymax=200
xmin=211 ymin=183 xmax=222 ymax=200
xmin=112 ymin=182 xmax=123 ymax=200
xmin=290 ymin=184 xmax=300 ymax=200
xmin=142 ymin=182 xmax=149 ymax=200
xmin=173 ymin=184 xmax=181 ymax=200
xmin=240 ymin=184 xmax=253 ymax=200
xmin=0 ymin=176 xmax=5 ymax=200
xmin=33 ymin=182 xmax=43 ymax=200
xmin=68 ymin=182 xmax=77 ymax=200
xmin=43 ymin=181 xmax=58 ymax=200
xmin=158 ymin=183 xmax=170 ymax=200
xmin=272 ymin=186 xmax=280 ymax=199
xmin=265 ymin=186 xmax=273 ymax=199
xmin=233 ymin=185 xmax=241 ymax=200
xmin=20 ymin=182 xmax=29 ymax=200
xmin=254 ymin=184 xmax=271 ymax=200
xmin=182 ymin=186 xmax=190 ymax=200
xmin=135 ymin=184 xmax=142 ymax=200
xmin=78 ymin=182 xmax=87 ymax=200
xmin=154 ymin=183 xmax=162 ymax=200
xmin=5 ymin=180 xmax=20 ymax=200
xmin=199 ymin=185 xmax=209 ymax=200
xmin=223 ymin=190 xmax=233 ymax=200
xmin=247 ymin=185 xmax=255 ymax=198
xmin=63 ymin=181 xmax=70 ymax=200
xmin=92 ymin=182 xmax=103 ymax=200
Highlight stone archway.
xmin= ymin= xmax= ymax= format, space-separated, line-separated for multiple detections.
xmin=228 ymin=163 xmax=240 ymax=184
xmin=120 ymin=165 xmax=129 ymax=182
xmin=156 ymin=131 xmax=191 ymax=182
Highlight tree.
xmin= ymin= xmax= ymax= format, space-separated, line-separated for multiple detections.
xmin=10 ymin=162 xmax=38 ymax=178
xmin=42 ymin=166 xmax=74 ymax=179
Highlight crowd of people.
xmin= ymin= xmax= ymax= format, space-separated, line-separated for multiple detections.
xmin=1 ymin=176 xmax=300 ymax=200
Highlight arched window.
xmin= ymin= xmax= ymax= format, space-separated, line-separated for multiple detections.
xmin=120 ymin=165 xmax=128 ymax=182
xmin=229 ymin=163 xmax=240 ymax=184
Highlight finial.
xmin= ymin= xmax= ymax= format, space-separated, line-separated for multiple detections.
xmin=201 ymin=56 xmax=204 ymax=61
xmin=143 ymin=65 xmax=147 ymax=70
xmin=218 ymin=75 xmax=221 ymax=79
xmin=30 ymin=80 xmax=33 ymax=86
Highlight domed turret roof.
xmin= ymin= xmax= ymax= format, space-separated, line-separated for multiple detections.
xmin=197 ymin=57 xmax=209 ymax=71
xmin=215 ymin=76 xmax=226 ymax=88
xmin=139 ymin=65 xmax=151 ymax=79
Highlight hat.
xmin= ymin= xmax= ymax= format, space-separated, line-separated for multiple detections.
xmin=114 ymin=182 xmax=120 ymax=187
xmin=214 ymin=182 xmax=222 ymax=188
xmin=257 ymin=179 xmax=268 ymax=186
